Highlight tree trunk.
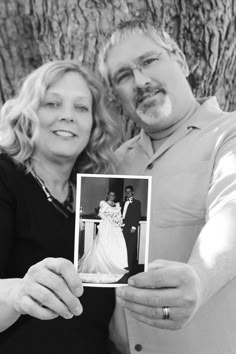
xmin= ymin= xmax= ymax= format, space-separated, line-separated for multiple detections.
xmin=0 ymin=0 xmax=41 ymax=104
xmin=1 ymin=0 xmax=236 ymax=140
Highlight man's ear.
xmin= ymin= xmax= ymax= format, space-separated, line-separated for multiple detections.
xmin=172 ymin=50 xmax=189 ymax=77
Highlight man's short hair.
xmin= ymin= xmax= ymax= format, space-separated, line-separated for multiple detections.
xmin=98 ymin=18 xmax=186 ymax=86
xmin=125 ymin=185 xmax=134 ymax=192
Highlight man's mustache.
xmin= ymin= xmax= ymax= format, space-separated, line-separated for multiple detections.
xmin=134 ymin=86 xmax=164 ymax=108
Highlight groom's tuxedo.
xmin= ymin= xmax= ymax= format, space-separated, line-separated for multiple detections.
xmin=121 ymin=198 xmax=141 ymax=272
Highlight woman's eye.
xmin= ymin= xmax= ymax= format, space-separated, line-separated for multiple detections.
xmin=116 ymin=71 xmax=132 ymax=84
xmin=44 ymin=101 xmax=60 ymax=108
xmin=75 ymin=105 xmax=89 ymax=112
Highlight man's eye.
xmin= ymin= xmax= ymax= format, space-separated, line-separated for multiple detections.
xmin=142 ymin=57 xmax=159 ymax=67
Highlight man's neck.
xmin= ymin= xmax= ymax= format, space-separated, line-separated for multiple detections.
xmin=148 ymin=99 xmax=200 ymax=141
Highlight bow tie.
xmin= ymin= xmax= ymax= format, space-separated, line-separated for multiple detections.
xmin=127 ymin=198 xmax=133 ymax=202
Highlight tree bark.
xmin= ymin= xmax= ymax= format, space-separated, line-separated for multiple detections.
xmin=0 ymin=0 xmax=41 ymax=105
xmin=1 ymin=0 xmax=236 ymax=140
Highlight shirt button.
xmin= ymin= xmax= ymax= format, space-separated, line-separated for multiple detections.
xmin=147 ymin=163 xmax=153 ymax=169
xmin=134 ymin=344 xmax=142 ymax=351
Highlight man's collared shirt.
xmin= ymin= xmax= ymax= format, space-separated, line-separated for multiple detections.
xmin=114 ymin=97 xmax=236 ymax=354
xmin=122 ymin=200 xmax=131 ymax=219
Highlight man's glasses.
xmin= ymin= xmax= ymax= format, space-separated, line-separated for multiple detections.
xmin=111 ymin=52 xmax=165 ymax=87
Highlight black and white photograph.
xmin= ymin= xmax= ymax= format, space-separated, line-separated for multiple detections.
xmin=74 ymin=174 xmax=152 ymax=287
xmin=1 ymin=1 xmax=236 ymax=353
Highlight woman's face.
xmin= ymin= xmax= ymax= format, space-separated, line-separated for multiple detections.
xmin=108 ymin=192 xmax=116 ymax=202
xmin=34 ymin=71 xmax=93 ymax=164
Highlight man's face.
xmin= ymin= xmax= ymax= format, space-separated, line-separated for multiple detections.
xmin=106 ymin=33 xmax=192 ymax=133
xmin=125 ymin=188 xmax=134 ymax=199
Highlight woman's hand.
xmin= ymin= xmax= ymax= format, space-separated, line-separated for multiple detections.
xmin=8 ymin=258 xmax=83 ymax=320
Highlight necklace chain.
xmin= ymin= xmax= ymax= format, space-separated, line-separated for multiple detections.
xmin=32 ymin=170 xmax=74 ymax=217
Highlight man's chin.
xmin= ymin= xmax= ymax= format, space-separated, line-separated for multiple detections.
xmin=136 ymin=99 xmax=172 ymax=128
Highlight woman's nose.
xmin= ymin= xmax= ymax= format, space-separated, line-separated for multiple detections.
xmin=59 ymin=106 xmax=75 ymax=121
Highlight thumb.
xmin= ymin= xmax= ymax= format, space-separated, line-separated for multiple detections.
xmin=148 ymin=259 xmax=175 ymax=271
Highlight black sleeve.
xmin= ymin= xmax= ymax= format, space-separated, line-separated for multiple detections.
xmin=132 ymin=200 xmax=141 ymax=228
xmin=0 ymin=164 xmax=15 ymax=277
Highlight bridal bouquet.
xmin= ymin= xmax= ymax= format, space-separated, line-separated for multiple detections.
xmin=99 ymin=210 xmax=123 ymax=227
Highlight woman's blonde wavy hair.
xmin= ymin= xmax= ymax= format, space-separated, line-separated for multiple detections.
xmin=0 ymin=60 xmax=120 ymax=174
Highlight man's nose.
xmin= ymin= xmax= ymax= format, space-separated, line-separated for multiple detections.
xmin=133 ymin=68 xmax=151 ymax=88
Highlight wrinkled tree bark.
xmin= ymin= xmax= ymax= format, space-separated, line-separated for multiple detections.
xmin=1 ymin=0 xmax=236 ymax=140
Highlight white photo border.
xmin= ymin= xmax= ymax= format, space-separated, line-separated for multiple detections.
xmin=74 ymin=173 xmax=152 ymax=287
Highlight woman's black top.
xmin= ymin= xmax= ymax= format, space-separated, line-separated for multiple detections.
xmin=0 ymin=155 xmax=115 ymax=354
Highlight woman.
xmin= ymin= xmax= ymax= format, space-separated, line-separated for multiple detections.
xmin=0 ymin=60 xmax=119 ymax=354
xmin=78 ymin=191 xmax=128 ymax=283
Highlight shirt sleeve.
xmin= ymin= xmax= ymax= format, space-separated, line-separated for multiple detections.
xmin=206 ymin=121 xmax=236 ymax=220
xmin=0 ymin=167 xmax=15 ymax=277
xmin=132 ymin=200 xmax=141 ymax=228
xmin=98 ymin=200 xmax=107 ymax=219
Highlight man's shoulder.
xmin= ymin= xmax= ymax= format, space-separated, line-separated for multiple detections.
xmin=133 ymin=198 xmax=141 ymax=205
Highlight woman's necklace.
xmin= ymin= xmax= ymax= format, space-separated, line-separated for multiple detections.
xmin=32 ymin=170 xmax=74 ymax=218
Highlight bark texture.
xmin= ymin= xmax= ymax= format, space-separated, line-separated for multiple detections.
xmin=1 ymin=0 xmax=236 ymax=139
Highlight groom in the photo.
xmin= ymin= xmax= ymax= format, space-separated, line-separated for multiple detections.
xmin=121 ymin=185 xmax=141 ymax=274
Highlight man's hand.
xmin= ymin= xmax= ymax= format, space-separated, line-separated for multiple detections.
xmin=116 ymin=259 xmax=204 ymax=330
xmin=130 ymin=226 xmax=136 ymax=234
xmin=8 ymin=258 xmax=83 ymax=320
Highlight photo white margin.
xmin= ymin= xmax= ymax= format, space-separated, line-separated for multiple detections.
xmin=73 ymin=173 xmax=152 ymax=287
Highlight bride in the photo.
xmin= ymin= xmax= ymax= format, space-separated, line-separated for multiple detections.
xmin=78 ymin=190 xmax=128 ymax=283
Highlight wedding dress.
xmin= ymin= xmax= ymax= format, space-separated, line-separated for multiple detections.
xmin=78 ymin=200 xmax=128 ymax=283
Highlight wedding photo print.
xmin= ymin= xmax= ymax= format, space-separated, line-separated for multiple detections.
xmin=74 ymin=174 xmax=152 ymax=287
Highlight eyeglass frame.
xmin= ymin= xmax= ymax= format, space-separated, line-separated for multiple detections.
xmin=109 ymin=50 xmax=172 ymax=88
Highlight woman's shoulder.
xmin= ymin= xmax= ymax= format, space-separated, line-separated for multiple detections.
xmin=99 ymin=200 xmax=106 ymax=206
xmin=0 ymin=154 xmax=28 ymax=194
xmin=0 ymin=154 xmax=25 ymax=177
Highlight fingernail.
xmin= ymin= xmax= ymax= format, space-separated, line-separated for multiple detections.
xmin=65 ymin=313 xmax=73 ymax=319
xmin=74 ymin=305 xmax=82 ymax=316
xmin=75 ymin=287 xmax=83 ymax=297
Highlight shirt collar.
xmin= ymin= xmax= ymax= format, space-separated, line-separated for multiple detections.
xmin=136 ymin=96 xmax=223 ymax=149
xmin=183 ymin=96 xmax=223 ymax=130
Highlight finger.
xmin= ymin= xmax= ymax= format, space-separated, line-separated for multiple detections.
xmin=28 ymin=283 xmax=77 ymax=319
xmin=117 ymin=298 xmax=189 ymax=322
xmin=128 ymin=267 xmax=183 ymax=289
xmin=34 ymin=269 xmax=83 ymax=316
xmin=125 ymin=309 xmax=180 ymax=330
xmin=148 ymin=259 xmax=179 ymax=270
xmin=116 ymin=286 xmax=183 ymax=307
xmin=20 ymin=295 xmax=59 ymax=320
xmin=43 ymin=258 xmax=83 ymax=297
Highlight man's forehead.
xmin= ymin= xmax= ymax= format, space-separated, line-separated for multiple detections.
xmin=106 ymin=33 xmax=163 ymax=75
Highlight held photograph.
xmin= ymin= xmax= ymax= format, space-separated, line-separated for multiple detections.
xmin=74 ymin=174 xmax=152 ymax=287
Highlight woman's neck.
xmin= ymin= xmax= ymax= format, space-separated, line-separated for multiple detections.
xmin=32 ymin=156 xmax=74 ymax=203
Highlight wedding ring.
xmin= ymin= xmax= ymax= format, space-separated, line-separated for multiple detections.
xmin=162 ymin=306 xmax=170 ymax=320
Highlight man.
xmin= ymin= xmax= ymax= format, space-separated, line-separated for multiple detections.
xmin=99 ymin=19 xmax=236 ymax=354
xmin=121 ymin=185 xmax=141 ymax=274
